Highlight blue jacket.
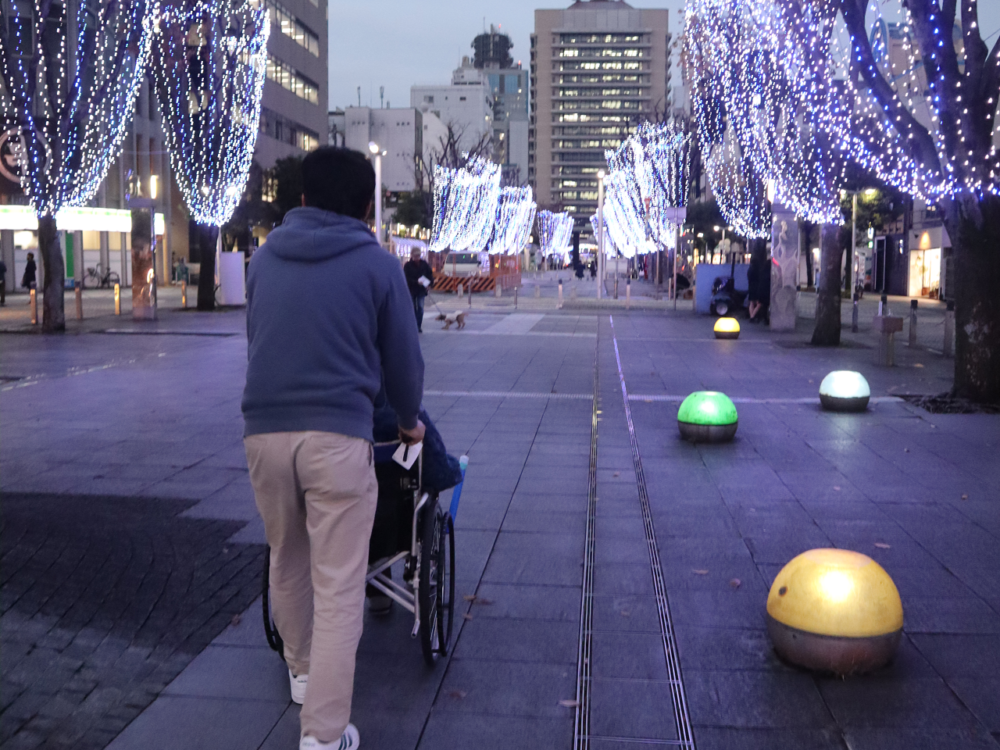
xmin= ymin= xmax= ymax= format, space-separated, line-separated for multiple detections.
xmin=242 ymin=207 xmax=424 ymax=441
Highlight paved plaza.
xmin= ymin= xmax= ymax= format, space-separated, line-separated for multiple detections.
xmin=2 ymin=290 xmax=998 ymax=750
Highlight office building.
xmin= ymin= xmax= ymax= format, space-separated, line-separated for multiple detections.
xmin=411 ymin=59 xmax=493 ymax=156
xmin=474 ymin=26 xmax=530 ymax=185
xmin=258 ymin=0 xmax=328 ymax=165
xmin=1 ymin=0 xmax=329 ymax=295
xmin=530 ymin=0 xmax=671 ymax=236
xmin=343 ymin=107 xmax=424 ymax=193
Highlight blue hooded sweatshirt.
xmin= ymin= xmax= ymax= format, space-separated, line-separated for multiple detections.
xmin=242 ymin=207 xmax=423 ymax=441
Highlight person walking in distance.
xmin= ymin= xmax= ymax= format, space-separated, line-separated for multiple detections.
xmin=403 ymin=247 xmax=433 ymax=332
xmin=21 ymin=252 xmax=36 ymax=300
xmin=242 ymin=147 xmax=425 ymax=750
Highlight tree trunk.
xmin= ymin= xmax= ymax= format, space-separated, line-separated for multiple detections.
xmin=811 ymin=222 xmax=842 ymax=346
xmin=947 ymin=197 xmax=1000 ymax=403
xmin=38 ymin=215 xmax=65 ymax=333
xmin=196 ymin=224 xmax=218 ymax=311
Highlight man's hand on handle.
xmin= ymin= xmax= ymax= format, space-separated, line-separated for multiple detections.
xmin=399 ymin=419 xmax=426 ymax=445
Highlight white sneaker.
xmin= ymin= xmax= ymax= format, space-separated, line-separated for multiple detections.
xmin=289 ymin=670 xmax=308 ymax=705
xmin=300 ymin=724 xmax=360 ymax=749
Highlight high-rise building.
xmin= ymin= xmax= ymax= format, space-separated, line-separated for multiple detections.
xmin=530 ymin=0 xmax=671 ymax=236
xmin=258 ymin=0 xmax=329 ymax=166
xmin=473 ymin=27 xmax=530 ymax=185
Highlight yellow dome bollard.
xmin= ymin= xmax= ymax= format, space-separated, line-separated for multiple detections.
xmin=819 ymin=371 xmax=871 ymax=412
xmin=714 ymin=317 xmax=740 ymax=340
xmin=766 ymin=549 xmax=903 ymax=675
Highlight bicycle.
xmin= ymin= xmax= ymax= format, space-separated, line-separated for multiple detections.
xmin=83 ymin=264 xmax=121 ymax=289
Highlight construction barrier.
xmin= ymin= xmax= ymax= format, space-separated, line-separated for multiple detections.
xmin=433 ymin=275 xmax=495 ymax=293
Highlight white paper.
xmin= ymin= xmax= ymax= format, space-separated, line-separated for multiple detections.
xmin=392 ymin=440 xmax=423 ymax=470
xmin=418 ymin=276 xmax=431 ymax=288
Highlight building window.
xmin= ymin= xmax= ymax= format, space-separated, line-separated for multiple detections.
xmin=262 ymin=172 xmax=277 ymax=202
xmin=268 ymin=1 xmax=320 ymax=56
xmin=260 ymin=107 xmax=320 ymax=152
xmin=266 ymin=55 xmax=319 ymax=104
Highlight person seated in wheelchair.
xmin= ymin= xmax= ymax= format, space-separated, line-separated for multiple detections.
xmin=366 ymin=388 xmax=463 ymax=615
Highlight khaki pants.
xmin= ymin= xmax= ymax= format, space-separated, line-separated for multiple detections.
xmin=245 ymin=431 xmax=377 ymax=743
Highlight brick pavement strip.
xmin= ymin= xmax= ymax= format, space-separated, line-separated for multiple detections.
xmin=0 ymin=492 xmax=265 ymax=750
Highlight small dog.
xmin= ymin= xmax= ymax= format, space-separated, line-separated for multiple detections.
xmin=437 ymin=311 xmax=467 ymax=330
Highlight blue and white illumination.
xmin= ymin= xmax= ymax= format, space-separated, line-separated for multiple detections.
xmin=153 ymin=0 xmax=270 ymax=227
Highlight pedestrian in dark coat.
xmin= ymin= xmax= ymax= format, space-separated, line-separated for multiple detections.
xmin=21 ymin=253 xmax=36 ymax=292
xmin=403 ymin=247 xmax=433 ymax=332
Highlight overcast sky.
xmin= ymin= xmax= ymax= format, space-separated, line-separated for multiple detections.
xmin=327 ymin=0 xmax=1000 ymax=112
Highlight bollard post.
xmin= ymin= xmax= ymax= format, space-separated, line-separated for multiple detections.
xmin=75 ymin=281 xmax=83 ymax=321
xmin=114 ymin=283 xmax=121 ymax=315
xmin=873 ymin=314 xmax=903 ymax=366
xmin=908 ymin=299 xmax=918 ymax=347
xmin=456 ymin=282 xmax=462 ymax=296
xmin=558 ymin=279 xmax=563 ymax=309
xmin=534 ymin=283 xmax=540 ymax=298
xmin=614 ymin=275 xmax=619 ymax=300
xmin=570 ymin=283 xmax=577 ymax=300
xmin=29 ymin=287 xmax=37 ymax=325
xmin=943 ymin=300 xmax=954 ymax=358
xmin=181 ymin=280 xmax=187 ymax=308
xmin=626 ymin=278 xmax=631 ymax=310
xmin=851 ymin=289 xmax=860 ymax=333
xmin=468 ymin=280 xmax=472 ymax=308
xmin=514 ymin=286 xmax=518 ymax=310
xmin=495 ymin=282 xmax=501 ymax=298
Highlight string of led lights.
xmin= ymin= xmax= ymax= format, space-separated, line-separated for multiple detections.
xmin=0 ymin=0 xmax=157 ymax=216
xmin=489 ymin=186 xmax=537 ymax=255
xmin=684 ymin=0 xmax=996 ymax=220
xmin=429 ymin=155 xmax=502 ymax=252
xmin=153 ymin=0 xmax=270 ymax=227
xmin=536 ymin=210 xmax=574 ymax=257
xmin=599 ymin=122 xmax=691 ymax=256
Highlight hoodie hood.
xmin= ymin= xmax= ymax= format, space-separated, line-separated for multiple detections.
xmin=266 ymin=207 xmax=376 ymax=263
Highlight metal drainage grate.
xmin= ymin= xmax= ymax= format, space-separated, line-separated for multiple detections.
xmin=610 ymin=315 xmax=696 ymax=750
xmin=573 ymin=339 xmax=600 ymax=750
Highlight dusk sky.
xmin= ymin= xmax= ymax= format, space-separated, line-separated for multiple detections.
xmin=327 ymin=0 xmax=1000 ymax=112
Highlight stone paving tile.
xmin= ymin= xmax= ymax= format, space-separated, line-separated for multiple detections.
xmin=684 ymin=670 xmax=835 ymax=729
xmin=104 ymin=695 xmax=287 ymax=750
xmin=589 ymin=677 xmax=678 ymax=741
xmin=470 ymin=583 xmax=580 ymax=622
xmin=452 ymin=617 xmax=578 ymax=665
xmin=591 ymin=631 xmax=669 ymax=680
xmin=691 ymin=727 xmax=850 ymax=750
xmin=435 ymin=659 xmax=576 ymax=718
xmin=418 ymin=713 xmax=572 ymax=750
xmin=841 ymin=727 xmax=1000 ymax=750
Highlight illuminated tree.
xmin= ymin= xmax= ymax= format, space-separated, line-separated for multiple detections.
xmin=0 ymin=0 xmax=156 ymax=331
xmin=429 ymin=155 xmax=501 ymax=254
xmin=838 ymin=0 xmax=1000 ymax=400
xmin=756 ymin=0 xmax=1000 ymax=399
xmin=152 ymin=0 xmax=268 ymax=310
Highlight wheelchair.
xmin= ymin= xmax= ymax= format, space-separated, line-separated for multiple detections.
xmin=263 ymin=441 xmax=456 ymax=666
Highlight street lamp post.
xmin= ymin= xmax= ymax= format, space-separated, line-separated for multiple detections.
xmin=597 ymin=170 xmax=605 ymax=300
xmin=843 ymin=189 xmax=876 ymax=332
xmin=368 ymin=141 xmax=383 ymax=247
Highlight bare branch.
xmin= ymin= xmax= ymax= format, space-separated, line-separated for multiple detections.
xmin=842 ymin=0 xmax=940 ymax=179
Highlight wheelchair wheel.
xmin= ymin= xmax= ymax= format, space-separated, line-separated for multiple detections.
xmin=418 ymin=502 xmax=454 ymax=665
xmin=262 ymin=547 xmax=284 ymax=658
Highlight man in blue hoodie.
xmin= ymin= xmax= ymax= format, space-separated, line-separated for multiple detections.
xmin=242 ymin=147 xmax=424 ymax=750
